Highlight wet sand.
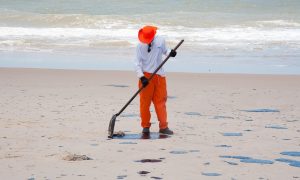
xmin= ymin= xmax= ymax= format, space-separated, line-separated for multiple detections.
xmin=0 ymin=68 xmax=300 ymax=179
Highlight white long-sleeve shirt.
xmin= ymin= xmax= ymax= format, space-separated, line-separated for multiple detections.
xmin=134 ymin=36 xmax=170 ymax=78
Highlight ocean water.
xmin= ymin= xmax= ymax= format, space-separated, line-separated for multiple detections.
xmin=0 ymin=0 xmax=300 ymax=74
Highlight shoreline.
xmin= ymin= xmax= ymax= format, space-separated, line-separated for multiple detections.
xmin=1 ymin=67 xmax=300 ymax=77
xmin=1 ymin=49 xmax=300 ymax=75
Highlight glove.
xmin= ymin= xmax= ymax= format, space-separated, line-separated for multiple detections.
xmin=140 ymin=76 xmax=149 ymax=87
xmin=170 ymin=49 xmax=177 ymax=57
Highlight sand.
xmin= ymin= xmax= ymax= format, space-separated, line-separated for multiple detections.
xmin=0 ymin=68 xmax=299 ymax=179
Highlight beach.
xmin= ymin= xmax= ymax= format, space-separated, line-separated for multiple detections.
xmin=0 ymin=68 xmax=299 ymax=179
xmin=1 ymin=0 xmax=300 ymax=179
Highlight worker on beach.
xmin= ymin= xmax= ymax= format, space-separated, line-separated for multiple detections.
xmin=134 ymin=25 xmax=177 ymax=135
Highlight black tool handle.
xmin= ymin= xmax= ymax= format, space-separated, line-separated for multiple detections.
xmin=116 ymin=39 xmax=184 ymax=116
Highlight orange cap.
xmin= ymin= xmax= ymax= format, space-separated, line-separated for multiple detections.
xmin=138 ymin=26 xmax=157 ymax=44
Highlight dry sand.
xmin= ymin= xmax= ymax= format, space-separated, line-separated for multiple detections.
xmin=0 ymin=68 xmax=299 ymax=179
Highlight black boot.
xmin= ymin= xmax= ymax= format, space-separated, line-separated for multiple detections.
xmin=159 ymin=128 xmax=174 ymax=135
xmin=142 ymin=127 xmax=150 ymax=134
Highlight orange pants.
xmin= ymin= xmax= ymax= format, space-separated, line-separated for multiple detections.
xmin=139 ymin=72 xmax=168 ymax=129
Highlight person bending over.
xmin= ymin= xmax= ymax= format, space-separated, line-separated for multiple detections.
xmin=134 ymin=25 xmax=177 ymax=135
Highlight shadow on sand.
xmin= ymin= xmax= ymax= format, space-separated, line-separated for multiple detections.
xmin=113 ymin=132 xmax=170 ymax=140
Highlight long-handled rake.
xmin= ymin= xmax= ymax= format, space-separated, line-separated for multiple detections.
xmin=108 ymin=39 xmax=184 ymax=138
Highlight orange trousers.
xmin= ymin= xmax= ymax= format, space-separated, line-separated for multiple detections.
xmin=139 ymin=72 xmax=168 ymax=129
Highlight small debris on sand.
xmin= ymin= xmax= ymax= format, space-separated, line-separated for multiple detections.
xmin=135 ymin=159 xmax=162 ymax=163
xmin=63 ymin=154 xmax=92 ymax=161
xmin=138 ymin=171 xmax=150 ymax=175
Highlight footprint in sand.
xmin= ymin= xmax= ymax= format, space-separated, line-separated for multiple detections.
xmin=202 ymin=172 xmax=222 ymax=176
xmin=241 ymin=109 xmax=280 ymax=112
xmin=184 ymin=112 xmax=201 ymax=116
xmin=221 ymin=132 xmax=243 ymax=136
xmin=265 ymin=124 xmax=288 ymax=129
xmin=105 ymin=84 xmax=129 ymax=88
xmin=169 ymin=150 xmax=188 ymax=154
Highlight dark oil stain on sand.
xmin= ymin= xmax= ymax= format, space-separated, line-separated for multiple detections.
xmin=135 ymin=158 xmax=164 ymax=163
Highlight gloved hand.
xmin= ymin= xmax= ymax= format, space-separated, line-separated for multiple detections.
xmin=140 ymin=76 xmax=149 ymax=87
xmin=170 ymin=49 xmax=177 ymax=57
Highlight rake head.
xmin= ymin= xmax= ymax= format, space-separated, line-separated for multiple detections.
xmin=108 ymin=114 xmax=117 ymax=138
